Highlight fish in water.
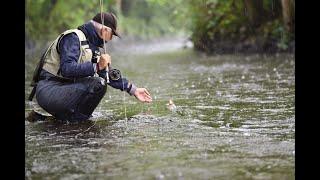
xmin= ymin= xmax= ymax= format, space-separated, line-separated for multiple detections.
xmin=166 ymin=99 xmax=177 ymax=112
xmin=166 ymin=99 xmax=191 ymax=116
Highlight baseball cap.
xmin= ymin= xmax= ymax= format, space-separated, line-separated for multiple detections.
xmin=92 ymin=12 xmax=121 ymax=38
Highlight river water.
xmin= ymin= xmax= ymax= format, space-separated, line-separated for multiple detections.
xmin=25 ymin=37 xmax=295 ymax=179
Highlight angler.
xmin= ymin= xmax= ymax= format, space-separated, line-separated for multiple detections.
xmin=28 ymin=12 xmax=152 ymax=122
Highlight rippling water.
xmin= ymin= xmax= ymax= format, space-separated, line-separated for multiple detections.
xmin=25 ymin=41 xmax=294 ymax=179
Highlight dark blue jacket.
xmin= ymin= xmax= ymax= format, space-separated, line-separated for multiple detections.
xmin=57 ymin=21 xmax=133 ymax=93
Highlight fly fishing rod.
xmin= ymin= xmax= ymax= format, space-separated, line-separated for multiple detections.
xmin=100 ymin=0 xmax=110 ymax=83
xmin=99 ymin=0 xmax=127 ymax=123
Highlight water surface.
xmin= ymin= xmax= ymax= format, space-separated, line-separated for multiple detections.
xmin=25 ymin=39 xmax=295 ymax=179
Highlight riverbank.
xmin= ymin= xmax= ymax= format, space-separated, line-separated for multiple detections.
xmin=193 ymin=37 xmax=295 ymax=54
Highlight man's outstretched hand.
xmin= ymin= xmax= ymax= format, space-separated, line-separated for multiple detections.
xmin=134 ymin=88 xmax=152 ymax=103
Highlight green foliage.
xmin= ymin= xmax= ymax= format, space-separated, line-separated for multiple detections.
xmin=26 ymin=0 xmax=294 ymax=53
xmin=191 ymin=1 xmax=245 ymax=38
xmin=26 ymin=0 xmax=108 ymax=41
xmin=119 ymin=0 xmax=188 ymax=39
xmin=188 ymin=0 xmax=294 ymax=53
xmin=26 ymin=0 xmax=188 ymax=42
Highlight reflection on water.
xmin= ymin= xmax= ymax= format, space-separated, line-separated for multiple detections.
xmin=25 ymin=43 xmax=294 ymax=179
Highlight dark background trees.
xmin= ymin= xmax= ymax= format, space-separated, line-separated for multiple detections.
xmin=26 ymin=0 xmax=295 ymax=54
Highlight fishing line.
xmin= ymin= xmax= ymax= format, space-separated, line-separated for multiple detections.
xmin=122 ymin=72 xmax=128 ymax=129
xmin=74 ymin=0 xmax=106 ymax=136
xmin=99 ymin=0 xmax=105 ymax=53
xmin=99 ymin=0 xmax=128 ymax=127
xmin=100 ymin=0 xmax=109 ymax=83
xmin=74 ymin=120 xmax=97 ymax=139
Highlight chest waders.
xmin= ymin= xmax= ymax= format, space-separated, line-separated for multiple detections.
xmin=28 ymin=29 xmax=92 ymax=101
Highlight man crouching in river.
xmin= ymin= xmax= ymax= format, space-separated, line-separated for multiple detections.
xmin=28 ymin=12 xmax=152 ymax=122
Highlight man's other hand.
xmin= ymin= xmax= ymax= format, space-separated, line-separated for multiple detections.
xmin=134 ymin=88 xmax=152 ymax=103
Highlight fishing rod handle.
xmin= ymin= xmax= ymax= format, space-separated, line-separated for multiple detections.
xmin=105 ymin=66 xmax=110 ymax=83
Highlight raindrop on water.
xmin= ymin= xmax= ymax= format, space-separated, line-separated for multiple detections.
xmin=157 ymin=173 xmax=165 ymax=180
xmin=290 ymin=60 xmax=294 ymax=66
xmin=266 ymin=73 xmax=270 ymax=78
xmin=276 ymin=72 xmax=281 ymax=79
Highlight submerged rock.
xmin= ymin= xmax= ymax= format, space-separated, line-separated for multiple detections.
xmin=25 ymin=110 xmax=60 ymax=123
xmin=26 ymin=110 xmax=51 ymax=122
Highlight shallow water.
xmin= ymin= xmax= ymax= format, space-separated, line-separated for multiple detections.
xmin=25 ymin=40 xmax=295 ymax=179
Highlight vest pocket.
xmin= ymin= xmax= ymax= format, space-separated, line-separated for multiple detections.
xmin=81 ymin=47 xmax=93 ymax=62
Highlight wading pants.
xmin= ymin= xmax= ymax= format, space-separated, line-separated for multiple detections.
xmin=35 ymin=76 xmax=107 ymax=122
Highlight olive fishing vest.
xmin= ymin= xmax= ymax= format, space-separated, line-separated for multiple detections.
xmin=42 ymin=29 xmax=93 ymax=78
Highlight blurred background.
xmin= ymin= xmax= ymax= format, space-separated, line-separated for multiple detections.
xmin=25 ymin=0 xmax=294 ymax=54
xmin=25 ymin=1 xmax=295 ymax=179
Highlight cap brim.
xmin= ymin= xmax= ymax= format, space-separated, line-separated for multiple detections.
xmin=113 ymin=30 xmax=121 ymax=38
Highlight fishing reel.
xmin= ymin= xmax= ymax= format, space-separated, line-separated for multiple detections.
xmin=108 ymin=68 xmax=121 ymax=81
xmin=92 ymin=50 xmax=121 ymax=81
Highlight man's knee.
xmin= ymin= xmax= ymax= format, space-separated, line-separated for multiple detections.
xmin=88 ymin=77 xmax=107 ymax=95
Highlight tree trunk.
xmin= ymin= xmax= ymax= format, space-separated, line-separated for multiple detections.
xmin=270 ymin=0 xmax=282 ymax=19
xmin=115 ymin=0 xmax=122 ymax=15
xmin=121 ymin=0 xmax=131 ymax=16
xmin=107 ymin=0 xmax=118 ymax=15
xmin=243 ymin=0 xmax=265 ymax=27
xmin=281 ymin=0 xmax=295 ymax=33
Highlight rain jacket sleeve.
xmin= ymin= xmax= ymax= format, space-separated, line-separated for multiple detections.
xmin=98 ymin=68 xmax=137 ymax=95
xmin=59 ymin=33 xmax=95 ymax=78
